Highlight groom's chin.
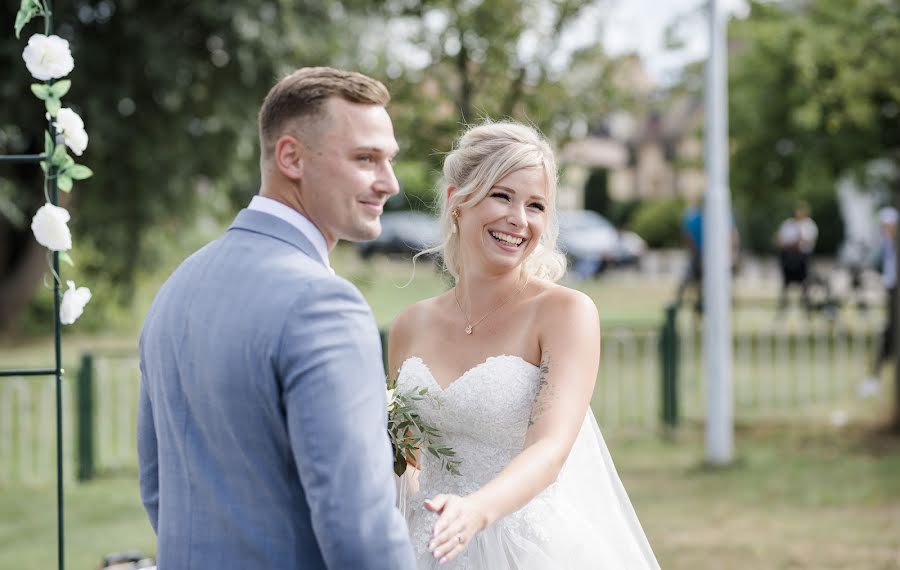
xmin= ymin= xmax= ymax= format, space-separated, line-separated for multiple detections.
xmin=356 ymin=221 xmax=383 ymax=242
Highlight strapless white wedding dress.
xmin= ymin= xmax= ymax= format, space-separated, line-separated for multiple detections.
xmin=396 ymin=355 xmax=659 ymax=569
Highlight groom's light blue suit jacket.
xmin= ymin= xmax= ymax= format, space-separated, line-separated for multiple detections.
xmin=138 ymin=209 xmax=415 ymax=569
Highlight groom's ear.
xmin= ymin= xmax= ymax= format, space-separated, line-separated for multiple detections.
xmin=274 ymin=134 xmax=304 ymax=181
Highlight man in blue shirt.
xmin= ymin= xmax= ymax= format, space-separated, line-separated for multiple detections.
xmin=675 ymin=200 xmax=705 ymax=314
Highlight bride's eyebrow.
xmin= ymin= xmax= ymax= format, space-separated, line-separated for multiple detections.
xmin=491 ymin=185 xmax=546 ymax=202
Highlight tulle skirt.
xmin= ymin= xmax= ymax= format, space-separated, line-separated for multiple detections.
xmin=398 ymin=413 xmax=659 ymax=569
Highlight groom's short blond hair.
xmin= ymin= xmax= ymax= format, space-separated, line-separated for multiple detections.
xmin=258 ymin=67 xmax=390 ymax=161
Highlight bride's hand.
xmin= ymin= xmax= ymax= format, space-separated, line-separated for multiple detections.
xmin=425 ymin=494 xmax=488 ymax=564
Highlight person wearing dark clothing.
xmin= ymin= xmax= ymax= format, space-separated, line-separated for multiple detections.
xmin=775 ymin=203 xmax=819 ymax=315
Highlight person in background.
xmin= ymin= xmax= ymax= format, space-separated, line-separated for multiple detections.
xmin=775 ymin=201 xmax=819 ymax=316
xmin=674 ymin=198 xmax=704 ymax=314
xmin=674 ymin=197 xmax=740 ymax=315
xmin=860 ymin=206 xmax=898 ymax=398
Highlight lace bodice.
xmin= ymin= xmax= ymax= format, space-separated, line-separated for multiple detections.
xmin=396 ymin=355 xmax=541 ymax=497
xmin=396 ymin=355 xmax=660 ymax=569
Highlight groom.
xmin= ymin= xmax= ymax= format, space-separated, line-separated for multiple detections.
xmin=138 ymin=67 xmax=416 ymax=569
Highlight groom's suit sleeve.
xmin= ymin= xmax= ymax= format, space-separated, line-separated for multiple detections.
xmin=137 ymin=352 xmax=160 ymax=533
xmin=278 ymin=276 xmax=416 ymax=570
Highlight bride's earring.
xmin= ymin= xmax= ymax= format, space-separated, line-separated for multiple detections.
xmin=451 ymin=209 xmax=459 ymax=234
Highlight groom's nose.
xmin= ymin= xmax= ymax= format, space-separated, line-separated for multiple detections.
xmin=374 ymin=161 xmax=400 ymax=197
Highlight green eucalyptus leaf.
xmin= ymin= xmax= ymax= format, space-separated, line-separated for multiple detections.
xmin=39 ymin=161 xmax=48 ymax=174
xmin=58 ymin=251 xmax=75 ymax=267
xmin=61 ymin=154 xmax=75 ymax=169
xmin=14 ymin=6 xmax=38 ymax=39
xmin=51 ymin=143 xmax=68 ymax=166
xmin=57 ymin=174 xmax=73 ymax=193
xmin=49 ymin=80 xmax=71 ymax=98
xmin=45 ymin=97 xmax=61 ymax=117
xmin=66 ymin=164 xmax=93 ymax=180
xmin=30 ymin=83 xmax=51 ymax=100
xmin=44 ymin=130 xmax=53 ymax=156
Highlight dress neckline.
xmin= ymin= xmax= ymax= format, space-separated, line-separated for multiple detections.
xmin=400 ymin=354 xmax=539 ymax=392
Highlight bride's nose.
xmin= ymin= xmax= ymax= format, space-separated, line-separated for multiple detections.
xmin=507 ymin=205 xmax=526 ymax=227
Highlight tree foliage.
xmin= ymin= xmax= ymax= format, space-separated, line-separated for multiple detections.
xmin=0 ymin=0 xmax=621 ymax=331
xmin=372 ymin=0 xmax=621 ymax=171
xmin=0 ymin=0 xmax=371 ymax=327
xmin=728 ymin=0 xmax=900 ymax=252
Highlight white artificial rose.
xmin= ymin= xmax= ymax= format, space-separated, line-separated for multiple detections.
xmin=60 ymin=280 xmax=92 ymax=325
xmin=31 ymin=203 xmax=72 ymax=251
xmin=55 ymin=107 xmax=89 ymax=155
xmin=22 ymin=34 xmax=74 ymax=81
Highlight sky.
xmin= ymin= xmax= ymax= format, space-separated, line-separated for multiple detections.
xmin=602 ymin=0 xmax=750 ymax=83
xmin=380 ymin=0 xmax=752 ymax=85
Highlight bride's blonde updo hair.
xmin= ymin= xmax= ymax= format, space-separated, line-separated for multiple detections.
xmin=422 ymin=120 xmax=567 ymax=282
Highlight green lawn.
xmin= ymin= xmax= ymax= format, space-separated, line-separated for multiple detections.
xmin=2 ymin=246 xmax=899 ymax=568
xmin=624 ymin=416 xmax=900 ymax=569
xmin=1 ymin=416 xmax=898 ymax=570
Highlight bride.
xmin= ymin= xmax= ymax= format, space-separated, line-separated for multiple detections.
xmin=388 ymin=121 xmax=659 ymax=569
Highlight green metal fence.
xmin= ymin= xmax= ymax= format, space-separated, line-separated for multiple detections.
xmin=1 ymin=315 xmax=881 ymax=489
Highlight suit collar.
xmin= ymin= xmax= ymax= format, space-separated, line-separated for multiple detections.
xmin=227 ymin=209 xmax=329 ymax=268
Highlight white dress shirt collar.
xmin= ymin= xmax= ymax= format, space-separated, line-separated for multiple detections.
xmin=248 ymin=195 xmax=332 ymax=271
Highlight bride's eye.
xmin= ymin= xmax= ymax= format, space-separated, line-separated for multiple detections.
xmin=491 ymin=192 xmax=510 ymax=201
xmin=529 ymin=202 xmax=546 ymax=212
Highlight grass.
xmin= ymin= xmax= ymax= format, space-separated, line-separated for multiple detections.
xmin=622 ymin=417 xmax=900 ymax=569
xmin=0 ymin=476 xmax=155 ymax=570
xmin=1 ymin=417 xmax=898 ymax=569
xmin=2 ymin=245 xmax=899 ymax=568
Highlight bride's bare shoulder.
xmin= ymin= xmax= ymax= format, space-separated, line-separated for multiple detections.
xmin=392 ymin=294 xmax=448 ymax=332
xmin=532 ymin=282 xmax=600 ymax=331
xmin=389 ymin=293 xmax=452 ymax=353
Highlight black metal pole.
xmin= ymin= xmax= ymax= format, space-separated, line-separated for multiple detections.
xmin=0 ymin=368 xmax=58 ymax=377
xmin=0 ymin=153 xmax=47 ymax=163
xmin=44 ymin=2 xmax=66 ymax=567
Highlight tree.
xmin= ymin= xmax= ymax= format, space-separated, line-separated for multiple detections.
xmin=727 ymin=0 xmax=900 ymax=427
xmin=1 ymin=0 xmax=625 ymax=332
xmin=0 ymin=0 xmax=373 ymax=331
xmin=366 ymin=0 xmax=622 ymax=172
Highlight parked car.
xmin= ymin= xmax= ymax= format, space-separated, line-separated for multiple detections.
xmin=557 ymin=210 xmax=646 ymax=278
xmin=357 ymin=211 xmax=441 ymax=260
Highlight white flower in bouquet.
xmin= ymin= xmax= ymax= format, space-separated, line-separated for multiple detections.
xmin=60 ymin=280 xmax=91 ymax=325
xmin=22 ymin=34 xmax=74 ymax=80
xmin=31 ymin=202 xmax=72 ymax=251
xmin=54 ymin=107 xmax=88 ymax=155
xmin=386 ymin=388 xmax=396 ymax=412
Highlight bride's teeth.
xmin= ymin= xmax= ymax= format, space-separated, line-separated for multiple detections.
xmin=491 ymin=231 xmax=523 ymax=246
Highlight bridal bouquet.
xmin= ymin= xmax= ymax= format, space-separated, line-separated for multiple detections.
xmin=386 ymin=379 xmax=461 ymax=477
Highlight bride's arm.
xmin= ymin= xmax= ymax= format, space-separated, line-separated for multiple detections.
xmin=426 ymin=288 xmax=600 ymax=563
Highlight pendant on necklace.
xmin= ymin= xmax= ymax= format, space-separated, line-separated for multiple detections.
xmin=465 ymin=325 xmax=473 ymax=335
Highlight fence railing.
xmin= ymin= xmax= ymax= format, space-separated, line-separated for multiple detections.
xmin=0 ymin=318 xmax=883 ymax=485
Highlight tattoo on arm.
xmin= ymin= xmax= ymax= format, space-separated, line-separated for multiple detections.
xmin=528 ymin=352 xmax=556 ymax=427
